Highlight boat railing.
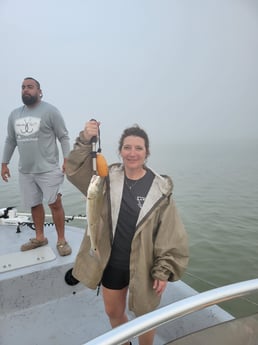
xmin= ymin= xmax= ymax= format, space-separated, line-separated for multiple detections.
xmin=83 ymin=278 xmax=258 ymax=345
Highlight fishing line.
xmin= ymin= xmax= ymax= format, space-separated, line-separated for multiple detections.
xmin=185 ymin=271 xmax=258 ymax=309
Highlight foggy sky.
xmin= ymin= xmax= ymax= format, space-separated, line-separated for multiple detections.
xmin=1 ymin=0 xmax=258 ymax=162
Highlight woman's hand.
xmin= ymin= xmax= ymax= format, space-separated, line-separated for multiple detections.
xmin=83 ymin=120 xmax=100 ymax=142
xmin=153 ymin=279 xmax=167 ymax=296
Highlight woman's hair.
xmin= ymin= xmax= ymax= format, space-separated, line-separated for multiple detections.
xmin=118 ymin=124 xmax=150 ymax=157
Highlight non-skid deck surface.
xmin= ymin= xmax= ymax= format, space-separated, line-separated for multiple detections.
xmin=0 ymin=223 xmax=235 ymax=345
xmin=0 ymin=245 xmax=56 ymax=273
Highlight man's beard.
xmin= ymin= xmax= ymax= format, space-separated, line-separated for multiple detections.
xmin=22 ymin=94 xmax=38 ymax=106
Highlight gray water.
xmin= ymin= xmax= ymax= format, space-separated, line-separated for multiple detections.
xmin=1 ymin=139 xmax=258 ymax=317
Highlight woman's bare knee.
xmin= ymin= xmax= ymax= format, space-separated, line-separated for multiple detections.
xmin=102 ymin=287 xmax=128 ymax=321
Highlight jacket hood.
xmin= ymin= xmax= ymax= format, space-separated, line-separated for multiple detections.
xmin=109 ymin=163 xmax=173 ymax=196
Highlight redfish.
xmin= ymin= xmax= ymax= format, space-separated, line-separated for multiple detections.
xmin=86 ymin=175 xmax=105 ymax=259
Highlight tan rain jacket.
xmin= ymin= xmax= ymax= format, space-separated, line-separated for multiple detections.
xmin=66 ymin=131 xmax=189 ymax=316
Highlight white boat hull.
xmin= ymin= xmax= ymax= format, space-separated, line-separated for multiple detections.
xmin=0 ymin=221 xmax=234 ymax=345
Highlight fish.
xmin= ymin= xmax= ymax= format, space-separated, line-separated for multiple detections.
xmin=86 ymin=174 xmax=105 ymax=259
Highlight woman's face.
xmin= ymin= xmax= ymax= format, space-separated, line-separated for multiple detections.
xmin=120 ymin=135 xmax=147 ymax=170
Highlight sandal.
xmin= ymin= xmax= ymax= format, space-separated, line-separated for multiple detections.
xmin=21 ymin=238 xmax=48 ymax=251
xmin=56 ymin=241 xmax=72 ymax=256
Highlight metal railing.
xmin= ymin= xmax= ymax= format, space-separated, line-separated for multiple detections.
xmin=83 ymin=278 xmax=258 ymax=345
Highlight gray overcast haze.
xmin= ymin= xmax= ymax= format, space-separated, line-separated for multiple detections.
xmin=1 ymin=0 xmax=258 ymax=163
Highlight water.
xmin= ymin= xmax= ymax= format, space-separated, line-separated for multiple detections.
xmin=1 ymin=139 xmax=258 ymax=317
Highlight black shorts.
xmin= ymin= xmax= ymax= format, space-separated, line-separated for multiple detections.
xmin=101 ymin=264 xmax=130 ymax=290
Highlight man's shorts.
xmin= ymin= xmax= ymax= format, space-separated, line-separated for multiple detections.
xmin=19 ymin=169 xmax=64 ymax=208
xmin=101 ymin=263 xmax=130 ymax=290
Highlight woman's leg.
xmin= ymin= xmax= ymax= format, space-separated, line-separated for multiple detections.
xmin=102 ymin=286 xmax=128 ymax=327
xmin=102 ymin=286 xmax=131 ymax=345
xmin=139 ymin=329 xmax=155 ymax=345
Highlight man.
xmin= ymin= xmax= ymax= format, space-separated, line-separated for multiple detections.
xmin=1 ymin=77 xmax=71 ymax=256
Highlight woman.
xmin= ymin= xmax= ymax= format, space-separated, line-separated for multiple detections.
xmin=66 ymin=121 xmax=189 ymax=345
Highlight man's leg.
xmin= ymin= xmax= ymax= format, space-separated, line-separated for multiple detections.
xmin=20 ymin=204 xmax=48 ymax=251
xmin=35 ymin=169 xmax=71 ymax=256
xmin=19 ymin=172 xmax=48 ymax=251
xmin=49 ymin=193 xmax=71 ymax=256
xmin=31 ymin=203 xmax=46 ymax=241
xmin=48 ymin=193 xmax=65 ymax=242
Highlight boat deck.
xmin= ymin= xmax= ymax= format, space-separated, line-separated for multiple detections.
xmin=0 ymin=222 xmax=233 ymax=345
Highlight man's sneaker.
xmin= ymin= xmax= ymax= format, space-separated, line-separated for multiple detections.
xmin=21 ymin=238 xmax=48 ymax=251
xmin=56 ymin=241 xmax=72 ymax=256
